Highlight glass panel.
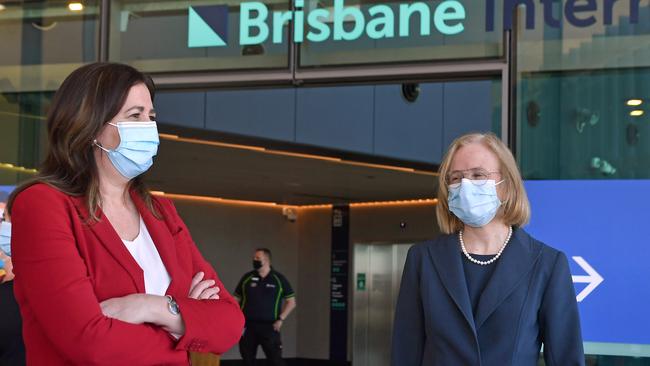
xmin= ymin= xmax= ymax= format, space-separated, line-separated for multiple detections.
xmin=0 ymin=0 xmax=99 ymax=93
xmin=0 ymin=92 xmax=49 ymax=187
xmin=0 ymin=1 xmax=93 ymax=186
xmin=109 ymin=0 xmax=290 ymax=72
xmin=516 ymin=3 xmax=650 ymax=180
xmin=299 ymin=0 xmax=504 ymax=67
xmin=518 ymin=67 xmax=650 ymax=180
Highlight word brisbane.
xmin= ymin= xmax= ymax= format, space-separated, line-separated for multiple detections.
xmin=239 ymin=0 xmax=466 ymax=45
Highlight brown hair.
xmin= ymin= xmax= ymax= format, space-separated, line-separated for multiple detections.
xmin=255 ymin=248 xmax=272 ymax=261
xmin=7 ymin=62 xmax=158 ymax=221
xmin=436 ymin=132 xmax=530 ymax=234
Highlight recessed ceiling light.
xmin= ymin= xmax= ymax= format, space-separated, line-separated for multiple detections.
xmin=630 ymin=110 xmax=644 ymax=117
xmin=68 ymin=2 xmax=83 ymax=11
xmin=627 ymin=99 xmax=643 ymax=107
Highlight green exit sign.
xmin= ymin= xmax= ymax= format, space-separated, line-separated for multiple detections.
xmin=357 ymin=273 xmax=366 ymax=291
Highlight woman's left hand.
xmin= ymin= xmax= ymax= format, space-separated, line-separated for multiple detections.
xmin=189 ymin=271 xmax=220 ymax=300
xmin=100 ymin=293 xmax=152 ymax=324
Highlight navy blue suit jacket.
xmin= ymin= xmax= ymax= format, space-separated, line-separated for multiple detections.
xmin=391 ymin=228 xmax=584 ymax=366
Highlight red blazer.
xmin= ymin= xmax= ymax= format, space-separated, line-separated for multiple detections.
xmin=11 ymin=183 xmax=244 ymax=365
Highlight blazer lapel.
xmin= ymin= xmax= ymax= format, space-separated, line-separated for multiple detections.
xmin=428 ymin=235 xmax=476 ymax=335
xmin=474 ymin=228 xmax=542 ymax=329
xmin=70 ymin=195 xmax=146 ymax=293
xmin=131 ymin=192 xmax=180 ymax=295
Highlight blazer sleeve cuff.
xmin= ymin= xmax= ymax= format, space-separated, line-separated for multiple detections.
xmin=174 ymin=297 xmax=245 ymax=354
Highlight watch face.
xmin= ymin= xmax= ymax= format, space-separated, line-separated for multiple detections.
xmin=167 ymin=296 xmax=180 ymax=315
xmin=170 ymin=303 xmax=180 ymax=315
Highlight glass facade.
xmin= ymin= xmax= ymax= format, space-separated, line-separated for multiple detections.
xmin=516 ymin=2 xmax=650 ymax=180
xmin=109 ymin=0 xmax=290 ymax=72
xmin=0 ymin=0 xmax=98 ymax=184
xmin=108 ymin=0 xmax=505 ymax=70
xmin=0 ymin=0 xmax=99 ymax=92
xmin=298 ymin=0 xmax=504 ymax=66
xmin=0 ymin=1 xmax=649 ymax=364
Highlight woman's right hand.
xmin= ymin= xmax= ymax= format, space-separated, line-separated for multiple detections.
xmin=189 ymin=271 xmax=220 ymax=300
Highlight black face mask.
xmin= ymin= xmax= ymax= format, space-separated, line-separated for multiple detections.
xmin=253 ymin=260 xmax=263 ymax=270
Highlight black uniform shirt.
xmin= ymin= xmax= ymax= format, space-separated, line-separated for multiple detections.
xmin=234 ymin=269 xmax=295 ymax=324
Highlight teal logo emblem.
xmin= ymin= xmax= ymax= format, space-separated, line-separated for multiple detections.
xmin=188 ymin=5 xmax=229 ymax=48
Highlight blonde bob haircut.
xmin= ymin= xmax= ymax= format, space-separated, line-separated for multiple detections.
xmin=436 ymin=132 xmax=530 ymax=234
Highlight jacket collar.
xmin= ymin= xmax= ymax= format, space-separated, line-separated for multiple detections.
xmin=71 ymin=191 xmax=179 ymax=295
xmin=427 ymin=227 xmax=542 ymax=333
xmin=427 ymin=233 xmax=476 ymax=334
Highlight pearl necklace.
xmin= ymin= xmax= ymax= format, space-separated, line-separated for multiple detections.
xmin=459 ymin=226 xmax=513 ymax=266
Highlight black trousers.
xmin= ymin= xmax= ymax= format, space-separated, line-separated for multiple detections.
xmin=239 ymin=322 xmax=285 ymax=366
xmin=0 ymin=281 xmax=25 ymax=366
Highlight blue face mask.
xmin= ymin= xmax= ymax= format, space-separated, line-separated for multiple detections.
xmin=94 ymin=121 xmax=160 ymax=179
xmin=448 ymin=178 xmax=503 ymax=228
xmin=0 ymin=221 xmax=11 ymax=256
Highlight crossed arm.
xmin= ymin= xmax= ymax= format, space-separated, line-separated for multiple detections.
xmin=99 ymin=271 xmax=221 ymax=335
xmin=11 ymin=186 xmax=244 ymax=364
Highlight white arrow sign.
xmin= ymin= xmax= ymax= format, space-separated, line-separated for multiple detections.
xmin=571 ymin=256 xmax=604 ymax=302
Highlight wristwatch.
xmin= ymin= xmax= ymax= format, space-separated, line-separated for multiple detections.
xmin=165 ymin=295 xmax=180 ymax=316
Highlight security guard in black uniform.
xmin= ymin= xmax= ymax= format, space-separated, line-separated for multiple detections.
xmin=235 ymin=248 xmax=296 ymax=366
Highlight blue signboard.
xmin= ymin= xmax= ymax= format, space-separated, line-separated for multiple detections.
xmin=524 ymin=180 xmax=650 ymax=345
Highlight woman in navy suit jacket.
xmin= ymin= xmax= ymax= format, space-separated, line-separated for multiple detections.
xmin=7 ymin=63 xmax=244 ymax=365
xmin=392 ymin=133 xmax=584 ymax=366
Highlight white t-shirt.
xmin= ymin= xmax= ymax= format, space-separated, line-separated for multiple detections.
xmin=121 ymin=217 xmax=171 ymax=296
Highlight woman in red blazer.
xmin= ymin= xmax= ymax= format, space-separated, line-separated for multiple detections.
xmin=6 ymin=62 xmax=244 ymax=365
